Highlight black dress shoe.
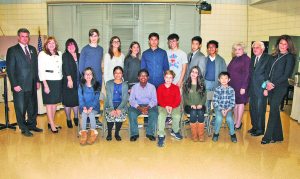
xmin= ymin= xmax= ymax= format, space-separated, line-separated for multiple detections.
xmin=66 ymin=120 xmax=73 ymax=128
xmin=106 ymin=135 xmax=112 ymax=141
xmin=130 ymin=136 xmax=137 ymax=141
xmin=146 ymin=134 xmax=156 ymax=141
xmin=28 ymin=127 xmax=43 ymax=132
xmin=261 ymin=140 xmax=270 ymax=144
xmin=50 ymin=128 xmax=59 ymax=133
xmin=235 ymin=123 xmax=243 ymax=130
xmin=251 ymin=132 xmax=264 ymax=137
xmin=115 ymin=135 xmax=122 ymax=141
xmin=73 ymin=118 xmax=79 ymax=126
xmin=248 ymin=128 xmax=256 ymax=134
xmin=22 ymin=130 xmax=33 ymax=137
xmin=48 ymin=124 xmax=62 ymax=130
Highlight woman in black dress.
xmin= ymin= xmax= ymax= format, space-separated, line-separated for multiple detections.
xmin=262 ymin=35 xmax=296 ymax=144
xmin=62 ymin=39 xmax=80 ymax=128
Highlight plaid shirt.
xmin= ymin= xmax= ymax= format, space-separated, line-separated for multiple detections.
xmin=213 ymin=85 xmax=235 ymax=111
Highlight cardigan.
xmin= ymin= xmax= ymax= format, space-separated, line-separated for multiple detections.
xmin=104 ymin=80 xmax=129 ymax=111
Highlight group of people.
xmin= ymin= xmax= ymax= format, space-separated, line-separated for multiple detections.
xmin=6 ymin=28 xmax=296 ymax=147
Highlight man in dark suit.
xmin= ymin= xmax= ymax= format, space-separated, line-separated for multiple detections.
xmin=248 ymin=41 xmax=271 ymax=136
xmin=6 ymin=28 xmax=43 ymax=137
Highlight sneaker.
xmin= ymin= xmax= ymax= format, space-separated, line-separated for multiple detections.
xmin=157 ymin=136 xmax=165 ymax=147
xmin=171 ymin=130 xmax=183 ymax=140
xmin=231 ymin=134 xmax=237 ymax=143
xmin=166 ymin=117 xmax=172 ymax=125
xmin=212 ymin=133 xmax=219 ymax=142
xmin=96 ymin=120 xmax=102 ymax=129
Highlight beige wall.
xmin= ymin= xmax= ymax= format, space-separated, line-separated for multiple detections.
xmin=201 ymin=3 xmax=248 ymax=63
xmin=248 ymin=0 xmax=300 ymax=50
xmin=0 ymin=3 xmax=47 ymax=36
xmin=0 ymin=0 xmax=299 ymax=62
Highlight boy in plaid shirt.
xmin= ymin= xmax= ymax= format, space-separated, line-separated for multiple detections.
xmin=212 ymin=72 xmax=237 ymax=143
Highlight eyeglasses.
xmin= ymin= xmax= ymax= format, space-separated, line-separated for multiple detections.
xmin=113 ymin=41 xmax=120 ymax=44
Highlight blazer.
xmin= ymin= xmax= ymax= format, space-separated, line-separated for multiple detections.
xmin=204 ymin=54 xmax=227 ymax=89
xmin=249 ymin=53 xmax=272 ymax=96
xmin=267 ymin=53 xmax=295 ymax=88
xmin=104 ymin=80 xmax=129 ymax=112
xmin=187 ymin=50 xmax=206 ymax=78
xmin=6 ymin=44 xmax=39 ymax=92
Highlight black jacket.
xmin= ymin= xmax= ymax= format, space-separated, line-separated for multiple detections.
xmin=249 ymin=53 xmax=272 ymax=96
xmin=6 ymin=44 xmax=39 ymax=92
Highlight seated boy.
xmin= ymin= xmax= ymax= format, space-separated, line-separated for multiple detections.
xmin=128 ymin=69 xmax=158 ymax=142
xmin=212 ymin=72 xmax=237 ymax=143
xmin=157 ymin=70 xmax=182 ymax=147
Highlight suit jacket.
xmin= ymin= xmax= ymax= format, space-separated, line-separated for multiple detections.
xmin=204 ymin=54 xmax=227 ymax=89
xmin=267 ymin=53 xmax=295 ymax=88
xmin=249 ymin=53 xmax=272 ymax=96
xmin=186 ymin=50 xmax=206 ymax=78
xmin=6 ymin=44 xmax=39 ymax=92
xmin=104 ymin=80 xmax=129 ymax=112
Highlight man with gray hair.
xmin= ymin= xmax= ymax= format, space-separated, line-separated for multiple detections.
xmin=248 ymin=41 xmax=272 ymax=136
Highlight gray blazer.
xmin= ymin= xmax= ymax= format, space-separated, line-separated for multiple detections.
xmin=204 ymin=54 xmax=227 ymax=89
xmin=186 ymin=50 xmax=206 ymax=78
xmin=105 ymin=80 xmax=129 ymax=112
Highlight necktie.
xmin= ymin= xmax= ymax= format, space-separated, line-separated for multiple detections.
xmin=25 ymin=46 xmax=31 ymax=62
xmin=189 ymin=53 xmax=193 ymax=63
xmin=254 ymin=56 xmax=259 ymax=67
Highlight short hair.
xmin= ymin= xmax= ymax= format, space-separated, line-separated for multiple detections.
xmin=191 ymin=36 xmax=202 ymax=44
xmin=113 ymin=66 xmax=123 ymax=74
xmin=167 ymin=33 xmax=179 ymax=41
xmin=252 ymin=41 xmax=265 ymax=50
xmin=207 ymin=40 xmax=219 ymax=48
xmin=164 ymin=70 xmax=176 ymax=78
xmin=148 ymin=32 xmax=159 ymax=40
xmin=138 ymin=69 xmax=149 ymax=77
xmin=89 ymin=29 xmax=99 ymax=37
xmin=17 ymin=28 xmax=30 ymax=36
xmin=218 ymin=71 xmax=230 ymax=79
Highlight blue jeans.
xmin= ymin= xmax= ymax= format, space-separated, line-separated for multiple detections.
xmin=128 ymin=106 xmax=158 ymax=137
xmin=184 ymin=106 xmax=205 ymax=123
xmin=205 ymin=80 xmax=215 ymax=113
xmin=81 ymin=110 xmax=97 ymax=130
xmin=214 ymin=109 xmax=235 ymax=135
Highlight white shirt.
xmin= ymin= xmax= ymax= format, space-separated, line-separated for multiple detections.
xmin=103 ymin=53 xmax=125 ymax=83
xmin=209 ymin=55 xmax=216 ymax=61
xmin=19 ymin=43 xmax=31 ymax=57
xmin=38 ymin=51 xmax=63 ymax=81
xmin=167 ymin=49 xmax=188 ymax=84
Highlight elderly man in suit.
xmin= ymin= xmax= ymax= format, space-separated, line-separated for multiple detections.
xmin=186 ymin=36 xmax=206 ymax=78
xmin=248 ymin=41 xmax=271 ymax=136
xmin=6 ymin=28 xmax=43 ymax=137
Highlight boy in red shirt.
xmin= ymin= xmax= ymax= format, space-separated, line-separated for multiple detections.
xmin=157 ymin=70 xmax=182 ymax=147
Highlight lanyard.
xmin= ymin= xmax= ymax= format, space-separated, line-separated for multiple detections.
xmin=268 ymin=53 xmax=288 ymax=78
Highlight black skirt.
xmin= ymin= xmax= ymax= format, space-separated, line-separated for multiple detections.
xmin=42 ymin=80 xmax=62 ymax=104
xmin=62 ymin=83 xmax=79 ymax=107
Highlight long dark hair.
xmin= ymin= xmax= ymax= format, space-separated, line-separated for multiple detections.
xmin=65 ymin=38 xmax=79 ymax=54
xmin=272 ymin=35 xmax=297 ymax=56
xmin=125 ymin=41 xmax=141 ymax=59
xmin=80 ymin=67 xmax=100 ymax=93
xmin=183 ymin=66 xmax=205 ymax=96
xmin=108 ymin=36 xmax=121 ymax=59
